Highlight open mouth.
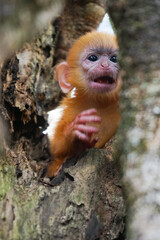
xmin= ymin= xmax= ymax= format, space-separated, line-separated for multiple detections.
xmin=93 ymin=76 xmax=115 ymax=84
xmin=90 ymin=75 xmax=117 ymax=92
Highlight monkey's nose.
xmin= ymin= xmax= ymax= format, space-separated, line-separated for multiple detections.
xmin=101 ymin=61 xmax=109 ymax=68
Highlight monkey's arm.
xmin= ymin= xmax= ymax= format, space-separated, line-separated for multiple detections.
xmin=44 ymin=108 xmax=101 ymax=178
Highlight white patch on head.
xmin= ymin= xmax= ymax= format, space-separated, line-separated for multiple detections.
xmin=43 ymin=106 xmax=66 ymax=139
xmin=70 ymin=88 xmax=77 ymax=98
xmin=97 ymin=13 xmax=115 ymax=35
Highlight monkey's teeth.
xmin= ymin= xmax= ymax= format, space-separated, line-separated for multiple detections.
xmin=98 ymin=79 xmax=103 ymax=83
xmin=94 ymin=76 xmax=114 ymax=84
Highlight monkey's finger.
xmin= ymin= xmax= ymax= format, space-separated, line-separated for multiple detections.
xmin=74 ymin=124 xmax=98 ymax=134
xmin=90 ymin=137 xmax=98 ymax=147
xmin=79 ymin=108 xmax=97 ymax=116
xmin=74 ymin=130 xmax=91 ymax=143
xmin=76 ymin=115 xmax=101 ymax=124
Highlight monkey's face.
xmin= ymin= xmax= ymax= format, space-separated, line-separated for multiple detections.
xmin=67 ymin=31 xmax=121 ymax=97
xmin=80 ymin=47 xmax=119 ymax=93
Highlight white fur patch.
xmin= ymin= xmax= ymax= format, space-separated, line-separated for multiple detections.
xmin=70 ymin=88 xmax=77 ymax=98
xmin=43 ymin=106 xmax=66 ymax=139
xmin=97 ymin=13 xmax=115 ymax=35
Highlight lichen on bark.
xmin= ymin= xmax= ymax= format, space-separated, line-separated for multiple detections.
xmin=108 ymin=1 xmax=160 ymax=239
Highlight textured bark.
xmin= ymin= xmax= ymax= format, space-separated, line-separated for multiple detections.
xmin=0 ymin=0 xmax=125 ymax=239
xmin=108 ymin=1 xmax=160 ymax=240
xmin=0 ymin=148 xmax=125 ymax=240
xmin=0 ymin=0 xmax=64 ymax=62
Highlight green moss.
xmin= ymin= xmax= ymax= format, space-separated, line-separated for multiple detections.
xmin=0 ymin=152 xmax=46 ymax=239
xmin=11 ymin=187 xmax=41 ymax=240
xmin=136 ymin=139 xmax=147 ymax=154
xmin=0 ymin=230 xmax=2 ymax=239
xmin=0 ymin=154 xmax=16 ymax=200
xmin=70 ymin=192 xmax=86 ymax=206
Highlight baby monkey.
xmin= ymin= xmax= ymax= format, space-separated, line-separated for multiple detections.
xmin=43 ymin=31 xmax=121 ymax=177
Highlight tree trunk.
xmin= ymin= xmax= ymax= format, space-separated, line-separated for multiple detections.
xmin=0 ymin=0 xmax=125 ymax=239
xmin=0 ymin=0 xmax=64 ymax=63
xmin=108 ymin=1 xmax=160 ymax=239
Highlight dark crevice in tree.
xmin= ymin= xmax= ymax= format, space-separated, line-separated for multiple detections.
xmin=41 ymin=45 xmax=51 ymax=58
xmin=113 ymin=226 xmax=126 ymax=240
xmin=85 ymin=214 xmax=103 ymax=240
xmin=65 ymin=172 xmax=74 ymax=181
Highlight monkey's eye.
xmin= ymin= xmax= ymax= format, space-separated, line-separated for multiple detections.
xmin=110 ymin=55 xmax=117 ymax=63
xmin=88 ymin=55 xmax=98 ymax=62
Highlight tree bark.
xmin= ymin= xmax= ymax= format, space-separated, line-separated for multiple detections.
xmin=0 ymin=0 xmax=125 ymax=239
xmin=108 ymin=1 xmax=160 ymax=239
xmin=0 ymin=0 xmax=64 ymax=62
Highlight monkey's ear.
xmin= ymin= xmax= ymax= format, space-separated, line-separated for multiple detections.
xmin=56 ymin=62 xmax=72 ymax=93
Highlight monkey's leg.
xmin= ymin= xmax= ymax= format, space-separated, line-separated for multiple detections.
xmin=43 ymin=157 xmax=66 ymax=178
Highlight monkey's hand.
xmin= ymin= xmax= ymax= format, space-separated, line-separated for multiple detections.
xmin=42 ymin=109 xmax=101 ymax=179
xmin=67 ymin=108 xmax=101 ymax=148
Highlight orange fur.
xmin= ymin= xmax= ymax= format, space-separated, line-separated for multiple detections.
xmin=44 ymin=31 xmax=121 ymax=178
